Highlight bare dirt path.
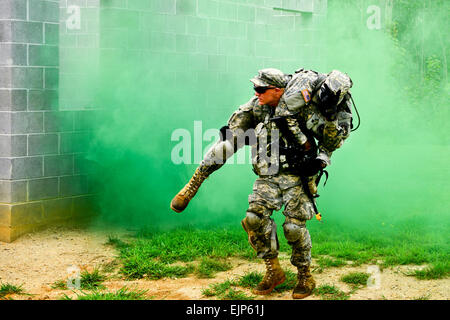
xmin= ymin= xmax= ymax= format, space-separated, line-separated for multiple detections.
xmin=0 ymin=227 xmax=448 ymax=300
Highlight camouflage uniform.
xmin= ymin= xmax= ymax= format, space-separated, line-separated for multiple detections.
xmin=199 ymin=68 xmax=352 ymax=269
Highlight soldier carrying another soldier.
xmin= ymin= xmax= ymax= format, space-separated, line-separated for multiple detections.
xmin=170 ymin=68 xmax=354 ymax=299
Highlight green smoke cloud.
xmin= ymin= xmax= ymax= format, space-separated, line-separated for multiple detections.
xmin=78 ymin=1 xmax=448 ymax=239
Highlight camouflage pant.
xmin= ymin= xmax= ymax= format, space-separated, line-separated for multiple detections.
xmin=243 ymin=174 xmax=315 ymax=268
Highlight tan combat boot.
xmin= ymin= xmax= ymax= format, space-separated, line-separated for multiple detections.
xmin=253 ymin=257 xmax=286 ymax=295
xmin=292 ymin=265 xmax=316 ymax=299
xmin=170 ymin=168 xmax=209 ymax=213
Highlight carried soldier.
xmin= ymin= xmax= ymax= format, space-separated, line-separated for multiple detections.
xmin=170 ymin=67 xmax=355 ymax=299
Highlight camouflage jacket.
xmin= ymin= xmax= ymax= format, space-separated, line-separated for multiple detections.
xmin=227 ymin=69 xmax=353 ymax=176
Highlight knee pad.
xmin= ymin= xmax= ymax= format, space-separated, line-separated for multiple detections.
xmin=244 ymin=211 xmax=263 ymax=231
xmin=283 ymin=222 xmax=305 ymax=243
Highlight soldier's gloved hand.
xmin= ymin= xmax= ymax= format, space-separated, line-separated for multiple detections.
xmin=302 ymin=158 xmax=327 ymax=177
xmin=318 ymin=83 xmax=340 ymax=121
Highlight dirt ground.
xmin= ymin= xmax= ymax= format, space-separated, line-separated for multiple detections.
xmin=0 ymin=226 xmax=448 ymax=300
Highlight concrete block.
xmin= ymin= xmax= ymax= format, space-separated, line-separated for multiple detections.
xmin=0 ymin=180 xmax=27 ymax=203
xmin=101 ymin=0 xmax=127 ymax=8
xmin=28 ymin=133 xmax=59 ymax=155
xmin=100 ymin=8 xmax=140 ymax=29
xmin=28 ymin=89 xmax=58 ymax=111
xmin=218 ymin=1 xmax=237 ymax=21
xmin=0 ymin=156 xmax=43 ymax=179
xmin=44 ymin=154 xmax=74 ymax=176
xmin=0 ymin=113 xmax=12 ymax=134
xmin=0 ymin=44 xmax=27 ymax=66
xmin=0 ymin=21 xmax=44 ymax=43
xmin=29 ymin=0 xmax=60 ymax=23
xmin=11 ymin=112 xmax=44 ymax=134
xmin=153 ymin=0 xmax=175 ymax=14
xmin=42 ymin=197 xmax=73 ymax=222
xmin=60 ymin=132 xmax=91 ymax=154
xmin=60 ymin=175 xmax=88 ymax=197
xmin=176 ymin=0 xmax=197 ymax=15
xmin=0 ymin=0 xmax=27 ymax=20
xmin=0 ymin=67 xmax=44 ymax=89
xmin=0 ymin=134 xmax=27 ymax=156
xmin=0 ymin=204 xmax=11 ymax=226
xmin=10 ymin=202 xmax=44 ymax=227
xmin=73 ymin=110 xmax=100 ymax=131
xmin=44 ymin=23 xmax=60 ymax=45
xmin=44 ymin=67 xmax=59 ymax=89
xmin=165 ymin=15 xmax=186 ymax=34
xmin=238 ymin=5 xmax=256 ymax=22
xmin=74 ymin=153 xmax=98 ymax=174
xmin=0 ymin=90 xmax=27 ymax=111
xmin=198 ymin=0 xmax=218 ymax=18
xmin=28 ymin=45 xmax=59 ymax=67
xmin=28 ymin=177 xmax=59 ymax=201
xmin=176 ymin=34 xmax=197 ymax=53
xmin=44 ymin=111 xmax=74 ymax=132
xmin=186 ymin=16 xmax=208 ymax=35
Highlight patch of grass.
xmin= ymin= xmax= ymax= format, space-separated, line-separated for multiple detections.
xmin=51 ymin=279 xmax=68 ymax=290
xmin=196 ymin=257 xmax=232 ymax=279
xmin=101 ymin=259 xmax=120 ymax=274
xmin=236 ymin=271 xmax=263 ymax=288
xmin=121 ymin=258 xmax=194 ymax=280
xmin=126 ymin=228 xmax=255 ymax=264
xmin=313 ymin=284 xmax=350 ymax=300
xmin=80 ymin=269 xmax=107 ymax=290
xmin=105 ymin=235 xmax=129 ymax=249
xmin=51 ymin=269 xmax=106 ymax=291
xmin=340 ymin=272 xmax=370 ymax=288
xmin=201 ymin=280 xmax=254 ymax=300
xmin=0 ymin=283 xmax=24 ymax=298
xmin=316 ymin=256 xmax=348 ymax=269
xmin=63 ymin=287 xmax=148 ymax=300
xmin=406 ymin=261 xmax=450 ymax=280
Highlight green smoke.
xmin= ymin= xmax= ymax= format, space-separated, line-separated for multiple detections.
xmin=78 ymin=1 xmax=448 ymax=241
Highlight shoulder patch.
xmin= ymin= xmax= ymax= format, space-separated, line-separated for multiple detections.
xmin=301 ymin=89 xmax=311 ymax=103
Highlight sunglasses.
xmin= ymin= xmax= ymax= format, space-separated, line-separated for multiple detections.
xmin=254 ymin=86 xmax=276 ymax=94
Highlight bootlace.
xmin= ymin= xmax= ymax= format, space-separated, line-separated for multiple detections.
xmin=185 ymin=170 xmax=206 ymax=197
xmin=264 ymin=259 xmax=274 ymax=281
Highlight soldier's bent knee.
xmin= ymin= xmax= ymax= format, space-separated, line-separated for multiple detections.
xmin=244 ymin=211 xmax=263 ymax=231
xmin=283 ymin=222 xmax=305 ymax=243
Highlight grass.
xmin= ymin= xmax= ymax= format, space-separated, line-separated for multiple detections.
xmin=62 ymin=287 xmax=148 ymax=300
xmin=315 ymin=256 xmax=348 ymax=271
xmin=201 ymin=280 xmax=255 ymax=300
xmin=114 ymin=227 xmax=256 ymax=280
xmin=106 ymin=221 xmax=449 ymax=283
xmin=52 ymin=268 xmax=107 ymax=290
xmin=196 ymin=257 xmax=233 ymax=278
xmin=405 ymin=261 xmax=450 ymax=280
xmin=0 ymin=283 xmax=24 ymax=299
xmin=313 ymin=284 xmax=350 ymax=300
xmin=340 ymin=272 xmax=370 ymax=288
xmin=80 ymin=269 xmax=107 ymax=290
xmin=120 ymin=259 xmax=194 ymax=280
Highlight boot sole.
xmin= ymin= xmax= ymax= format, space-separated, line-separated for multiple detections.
xmin=252 ymin=274 xmax=286 ymax=295
xmin=292 ymin=284 xmax=315 ymax=299
xmin=292 ymin=291 xmax=312 ymax=299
